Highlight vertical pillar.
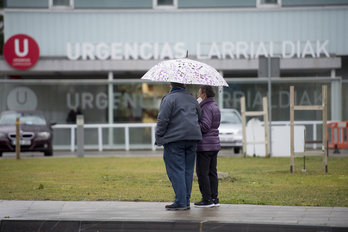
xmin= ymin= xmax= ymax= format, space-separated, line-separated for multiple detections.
xmin=76 ymin=115 xmax=84 ymax=157
xmin=16 ymin=117 xmax=20 ymax=159
xmin=263 ymin=97 xmax=270 ymax=157
xmin=241 ymin=96 xmax=246 ymax=158
xmin=322 ymin=85 xmax=328 ymax=173
xmin=331 ymin=70 xmax=342 ymax=121
xmin=151 ymin=125 xmax=156 ymax=151
xmin=70 ymin=127 xmax=75 ymax=152
xmin=98 ymin=126 xmax=103 ymax=152
xmin=218 ymin=71 xmax=224 ymax=109
xmin=267 ymin=57 xmax=274 ymax=157
xmin=108 ymin=72 xmax=114 ymax=147
xmin=290 ymin=86 xmax=295 ymax=173
xmin=125 ymin=126 xmax=129 ymax=151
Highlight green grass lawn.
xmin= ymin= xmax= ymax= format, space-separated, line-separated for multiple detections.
xmin=0 ymin=156 xmax=347 ymax=207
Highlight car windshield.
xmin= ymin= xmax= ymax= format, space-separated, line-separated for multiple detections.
xmin=220 ymin=111 xmax=241 ymax=124
xmin=0 ymin=113 xmax=46 ymax=126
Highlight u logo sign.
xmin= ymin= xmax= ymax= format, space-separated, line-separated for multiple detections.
xmin=3 ymin=34 xmax=40 ymax=70
xmin=16 ymin=91 xmax=28 ymax=105
xmin=14 ymin=38 xmax=29 ymax=57
xmin=7 ymin=87 xmax=38 ymax=110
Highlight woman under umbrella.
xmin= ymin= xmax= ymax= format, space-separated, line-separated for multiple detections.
xmin=195 ymin=85 xmax=221 ymax=208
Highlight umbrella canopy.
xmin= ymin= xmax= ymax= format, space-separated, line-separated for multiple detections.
xmin=141 ymin=58 xmax=229 ymax=87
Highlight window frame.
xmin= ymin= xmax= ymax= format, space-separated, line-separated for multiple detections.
xmin=153 ymin=0 xmax=178 ymax=10
xmin=257 ymin=0 xmax=282 ymax=8
xmin=49 ymin=0 xmax=74 ymax=9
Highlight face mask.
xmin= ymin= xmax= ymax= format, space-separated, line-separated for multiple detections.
xmin=197 ymin=97 xmax=203 ymax=104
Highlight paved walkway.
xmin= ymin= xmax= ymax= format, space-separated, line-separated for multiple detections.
xmin=1 ymin=200 xmax=347 ymax=231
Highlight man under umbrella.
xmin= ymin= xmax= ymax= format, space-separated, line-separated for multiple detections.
xmin=155 ymin=82 xmax=202 ymax=210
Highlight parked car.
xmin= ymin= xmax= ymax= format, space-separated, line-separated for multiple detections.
xmin=218 ymin=109 xmax=243 ymax=153
xmin=0 ymin=111 xmax=56 ymax=157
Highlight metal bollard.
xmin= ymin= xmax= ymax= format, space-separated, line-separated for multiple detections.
xmin=76 ymin=115 xmax=84 ymax=157
xmin=16 ymin=117 xmax=20 ymax=159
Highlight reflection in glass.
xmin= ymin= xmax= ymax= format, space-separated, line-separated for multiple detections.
xmin=0 ymin=112 xmax=46 ymax=125
xmin=260 ymin=0 xmax=278 ymax=4
xmin=157 ymin=0 xmax=174 ymax=6
xmin=53 ymin=0 xmax=70 ymax=6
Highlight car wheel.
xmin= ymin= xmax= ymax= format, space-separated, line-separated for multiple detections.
xmin=44 ymin=147 xmax=53 ymax=156
xmin=234 ymin=147 xmax=240 ymax=154
xmin=0 ymin=152 xmax=2 ymax=157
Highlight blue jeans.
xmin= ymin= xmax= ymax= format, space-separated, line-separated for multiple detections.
xmin=163 ymin=140 xmax=198 ymax=207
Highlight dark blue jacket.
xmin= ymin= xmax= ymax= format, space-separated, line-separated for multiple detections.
xmin=155 ymin=89 xmax=202 ymax=146
xmin=197 ymin=97 xmax=221 ymax=152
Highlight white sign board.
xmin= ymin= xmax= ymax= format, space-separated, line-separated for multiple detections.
xmin=271 ymin=126 xmax=306 ymax=157
xmin=246 ymin=118 xmax=305 ymax=157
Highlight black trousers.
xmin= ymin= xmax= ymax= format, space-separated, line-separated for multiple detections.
xmin=196 ymin=151 xmax=219 ymax=201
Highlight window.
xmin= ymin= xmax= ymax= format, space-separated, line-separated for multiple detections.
xmin=257 ymin=0 xmax=281 ymax=8
xmin=49 ymin=0 xmax=74 ymax=9
xmin=153 ymin=0 xmax=177 ymax=9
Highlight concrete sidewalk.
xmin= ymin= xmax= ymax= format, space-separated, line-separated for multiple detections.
xmin=0 ymin=200 xmax=347 ymax=231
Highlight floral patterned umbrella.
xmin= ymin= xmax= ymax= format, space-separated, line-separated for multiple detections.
xmin=141 ymin=58 xmax=229 ymax=87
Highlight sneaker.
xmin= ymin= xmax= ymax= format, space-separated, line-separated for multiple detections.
xmin=187 ymin=204 xmax=191 ymax=210
xmin=212 ymin=198 xmax=220 ymax=207
xmin=194 ymin=200 xmax=214 ymax=208
xmin=165 ymin=204 xmax=187 ymax=211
